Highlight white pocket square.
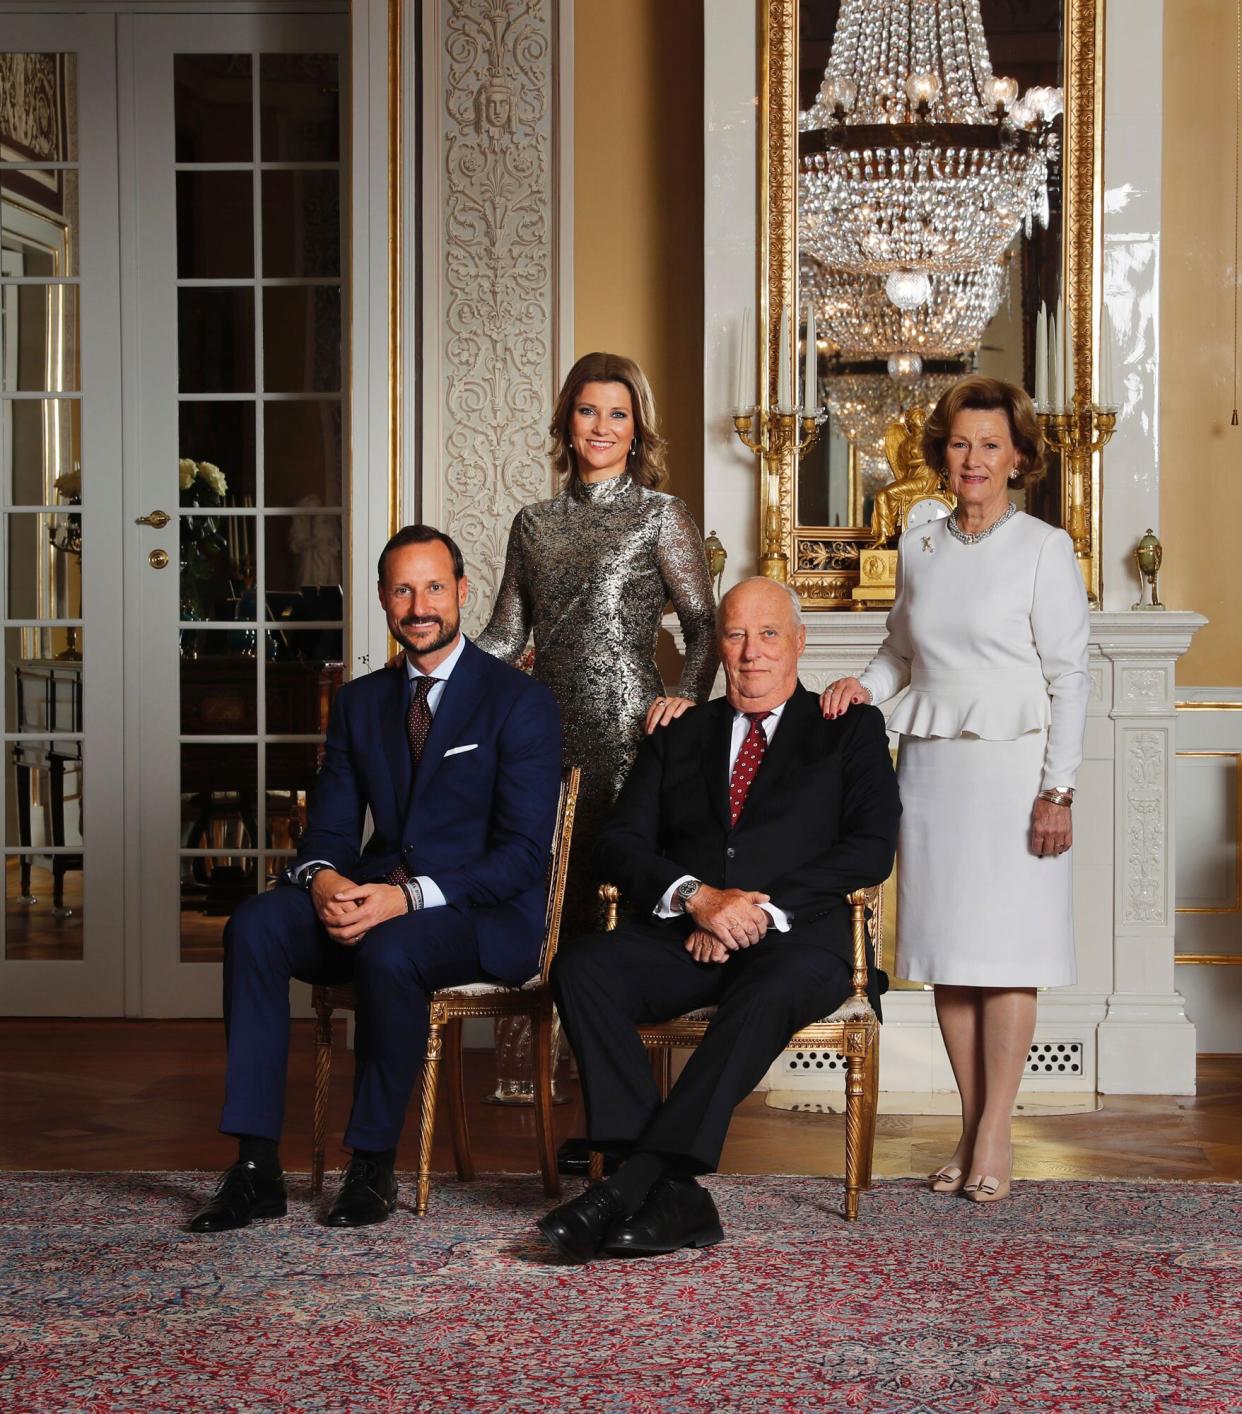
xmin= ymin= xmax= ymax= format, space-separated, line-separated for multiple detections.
xmin=443 ymin=743 xmax=479 ymax=757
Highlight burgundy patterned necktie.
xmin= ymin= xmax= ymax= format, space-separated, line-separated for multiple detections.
xmin=387 ymin=674 xmax=435 ymax=886
xmin=728 ymin=710 xmax=771 ymax=827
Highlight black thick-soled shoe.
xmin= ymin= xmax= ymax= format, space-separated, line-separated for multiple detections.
xmin=324 ymin=1156 xmax=399 ymax=1228
xmin=602 ymin=1178 xmax=724 ymax=1258
xmin=536 ymin=1182 xmax=626 ymax=1264
xmin=188 ymin=1159 xmax=287 ymax=1233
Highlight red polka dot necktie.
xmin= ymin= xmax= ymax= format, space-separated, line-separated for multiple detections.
xmin=387 ymin=674 xmax=435 ymax=886
xmin=728 ymin=710 xmax=771 ymax=828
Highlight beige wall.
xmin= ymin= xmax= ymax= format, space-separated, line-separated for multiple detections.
xmin=573 ymin=0 xmax=704 ymax=522
xmin=1160 ymin=0 xmax=1241 ymax=684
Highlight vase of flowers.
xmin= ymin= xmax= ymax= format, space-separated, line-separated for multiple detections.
xmin=179 ymin=458 xmax=229 ymax=623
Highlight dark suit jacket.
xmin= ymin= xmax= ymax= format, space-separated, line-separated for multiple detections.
xmin=294 ymin=637 xmax=562 ymax=984
xmin=592 ymin=684 xmax=900 ymax=1009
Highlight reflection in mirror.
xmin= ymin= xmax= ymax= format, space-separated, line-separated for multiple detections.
xmin=180 ymin=856 xmax=255 ymax=964
xmin=264 ymin=399 xmax=342 ymax=507
xmin=259 ymin=53 xmax=340 ymax=162
xmin=262 ymin=170 xmax=341 ymax=278
xmin=177 ymin=287 xmax=255 ymax=393
xmin=263 ymin=285 xmax=341 ymax=392
xmin=176 ymin=170 xmax=254 ymax=278
xmin=181 ymin=630 xmax=258 ymax=733
xmin=179 ymin=400 xmax=255 ymax=507
xmin=0 ymin=53 xmax=78 ymax=161
xmin=6 ymin=857 xmax=83 ymax=960
xmin=264 ymin=513 xmax=343 ymax=601
xmin=266 ymin=629 xmax=344 ymax=734
xmin=3 ymin=398 xmax=81 ymax=506
xmin=7 ymin=512 xmax=82 ymax=620
xmin=4 ymin=632 xmax=83 ymax=737
xmin=0 ymin=283 xmax=80 ymax=392
xmin=795 ymin=0 xmax=1066 ymax=557
xmin=174 ymin=53 xmax=253 ymax=163
xmin=2 ymin=169 xmax=79 ymax=278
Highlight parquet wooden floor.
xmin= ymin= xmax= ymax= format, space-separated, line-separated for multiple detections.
xmin=2 ymin=1020 xmax=1238 ymax=1182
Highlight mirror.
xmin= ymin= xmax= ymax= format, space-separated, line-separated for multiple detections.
xmin=762 ymin=0 xmax=1105 ymax=606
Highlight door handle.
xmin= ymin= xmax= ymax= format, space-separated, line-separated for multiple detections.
xmin=136 ymin=509 xmax=171 ymax=529
xmin=148 ymin=548 xmax=170 ymax=570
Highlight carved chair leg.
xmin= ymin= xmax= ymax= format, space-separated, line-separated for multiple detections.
xmin=444 ymin=1017 xmax=474 ymax=1182
xmin=859 ymin=1033 xmax=880 ymax=1190
xmin=843 ymin=1049 xmax=866 ymax=1221
xmin=311 ymin=1001 xmax=334 ymax=1197
xmin=532 ymin=1005 xmax=560 ymax=1197
xmin=416 ymin=1016 xmax=445 ymax=1217
xmin=587 ymin=1150 xmax=604 ymax=1183
xmin=647 ymin=1045 xmax=673 ymax=1101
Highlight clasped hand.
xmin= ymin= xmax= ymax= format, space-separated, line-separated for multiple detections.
xmin=309 ymin=869 xmax=408 ymax=945
xmin=682 ymin=883 xmax=770 ymax=965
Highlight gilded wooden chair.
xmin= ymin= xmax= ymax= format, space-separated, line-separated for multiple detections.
xmin=310 ymin=766 xmax=580 ymax=1216
xmin=590 ymin=883 xmax=882 ymax=1220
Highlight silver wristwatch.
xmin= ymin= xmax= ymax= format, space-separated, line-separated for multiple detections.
xmin=675 ymin=878 xmax=703 ymax=911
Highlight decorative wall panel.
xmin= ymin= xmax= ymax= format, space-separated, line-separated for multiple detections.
xmin=422 ymin=0 xmax=566 ymax=633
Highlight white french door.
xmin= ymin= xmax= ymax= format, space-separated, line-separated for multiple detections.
xmin=0 ymin=17 xmax=126 ymax=1014
xmin=127 ymin=14 xmax=349 ymax=1015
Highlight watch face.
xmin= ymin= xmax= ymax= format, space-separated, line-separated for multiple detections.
xmin=906 ymin=497 xmax=952 ymax=531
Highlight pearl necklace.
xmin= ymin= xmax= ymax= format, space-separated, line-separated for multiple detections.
xmin=946 ymin=501 xmax=1016 ymax=546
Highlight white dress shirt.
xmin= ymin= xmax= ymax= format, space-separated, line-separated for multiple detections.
xmin=656 ymin=699 xmax=791 ymax=932
xmin=293 ymin=634 xmax=469 ymax=910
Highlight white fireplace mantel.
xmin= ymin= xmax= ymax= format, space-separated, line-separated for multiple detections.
xmin=668 ymin=609 xmax=1207 ymax=1095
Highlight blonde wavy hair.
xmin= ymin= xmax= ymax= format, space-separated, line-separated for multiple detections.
xmin=549 ymin=352 xmax=668 ymax=488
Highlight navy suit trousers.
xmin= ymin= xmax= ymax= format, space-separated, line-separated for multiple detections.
xmin=220 ymin=886 xmax=484 ymax=1153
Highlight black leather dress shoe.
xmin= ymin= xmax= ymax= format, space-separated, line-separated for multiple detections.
xmin=325 ymin=1157 xmax=398 ymax=1228
xmin=188 ymin=1160 xmax=287 ymax=1233
xmin=603 ymin=1178 xmax=723 ymax=1257
xmin=536 ymin=1182 xmax=626 ymax=1263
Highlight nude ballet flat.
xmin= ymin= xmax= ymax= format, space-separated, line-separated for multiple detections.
xmin=928 ymin=1165 xmax=965 ymax=1195
xmin=964 ymin=1147 xmax=1013 ymax=1203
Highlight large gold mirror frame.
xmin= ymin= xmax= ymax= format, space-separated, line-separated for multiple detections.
xmin=761 ymin=0 xmax=1106 ymax=607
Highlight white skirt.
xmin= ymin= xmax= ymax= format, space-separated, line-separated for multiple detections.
xmin=895 ymin=730 xmax=1076 ymax=988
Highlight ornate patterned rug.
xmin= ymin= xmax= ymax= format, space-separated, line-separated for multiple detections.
xmin=1 ymin=1172 xmax=1238 ymax=1413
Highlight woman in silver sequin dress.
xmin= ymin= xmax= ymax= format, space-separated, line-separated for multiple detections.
xmin=476 ymin=351 xmax=719 ymax=939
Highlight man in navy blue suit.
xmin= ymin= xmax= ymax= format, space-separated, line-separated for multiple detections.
xmin=190 ymin=525 xmax=562 ymax=1232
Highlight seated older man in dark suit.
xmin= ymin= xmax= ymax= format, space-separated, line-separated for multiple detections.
xmin=537 ymin=576 xmax=899 ymax=1262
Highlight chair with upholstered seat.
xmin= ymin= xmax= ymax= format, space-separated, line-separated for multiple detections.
xmin=589 ymin=882 xmax=882 ymax=1220
xmin=310 ymin=766 xmax=580 ymax=1216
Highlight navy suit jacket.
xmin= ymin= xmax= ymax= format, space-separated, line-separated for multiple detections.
xmin=294 ymin=637 xmax=562 ymax=984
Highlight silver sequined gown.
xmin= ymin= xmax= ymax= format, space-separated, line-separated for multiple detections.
xmin=476 ymin=471 xmax=719 ymax=935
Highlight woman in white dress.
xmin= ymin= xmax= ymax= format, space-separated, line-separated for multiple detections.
xmin=822 ymin=375 xmax=1090 ymax=1204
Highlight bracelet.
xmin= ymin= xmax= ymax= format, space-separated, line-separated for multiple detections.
xmin=404 ymin=879 xmax=423 ymax=912
xmin=1038 ymin=788 xmax=1074 ymax=808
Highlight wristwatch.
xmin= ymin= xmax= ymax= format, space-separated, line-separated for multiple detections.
xmin=674 ymin=878 xmax=703 ymax=911
xmin=299 ymin=861 xmax=333 ymax=890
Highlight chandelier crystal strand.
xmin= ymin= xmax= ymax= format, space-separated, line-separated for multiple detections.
xmin=800 ymin=0 xmax=1058 ymax=299
xmin=803 ymin=257 xmax=1007 ymax=361
xmin=825 ymin=370 xmax=961 ymax=479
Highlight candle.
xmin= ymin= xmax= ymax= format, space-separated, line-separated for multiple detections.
xmin=777 ymin=305 xmax=792 ymax=410
xmin=1051 ymin=307 xmax=1064 ymax=410
xmin=804 ymin=303 xmax=818 ymax=414
xmin=1063 ymin=300 xmax=1075 ymax=404
xmin=735 ymin=307 xmax=753 ymax=411
xmin=1035 ymin=303 xmax=1048 ymax=408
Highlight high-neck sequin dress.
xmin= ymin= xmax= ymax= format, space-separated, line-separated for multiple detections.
xmin=476 ymin=471 xmax=719 ymax=935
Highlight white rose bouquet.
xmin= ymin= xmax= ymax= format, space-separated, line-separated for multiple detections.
xmin=179 ymin=457 xmax=231 ymax=620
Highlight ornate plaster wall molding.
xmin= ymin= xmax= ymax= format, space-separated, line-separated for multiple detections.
xmin=1123 ymin=728 xmax=1167 ymax=925
xmin=421 ymin=0 xmax=569 ymax=633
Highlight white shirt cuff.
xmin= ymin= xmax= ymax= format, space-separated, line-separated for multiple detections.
xmin=655 ymin=875 xmax=695 ymax=918
xmin=414 ymin=875 xmax=445 ymax=910
xmin=759 ymin=902 xmax=791 ymax=933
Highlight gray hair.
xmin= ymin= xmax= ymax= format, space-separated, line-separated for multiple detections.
xmin=716 ymin=576 xmax=804 ymax=630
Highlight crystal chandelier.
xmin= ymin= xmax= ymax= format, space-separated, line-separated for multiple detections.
xmin=825 ymin=368 xmax=962 ymax=485
xmin=799 ymin=0 xmax=1061 ymax=305
xmin=803 ymin=255 xmax=1006 ymax=361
